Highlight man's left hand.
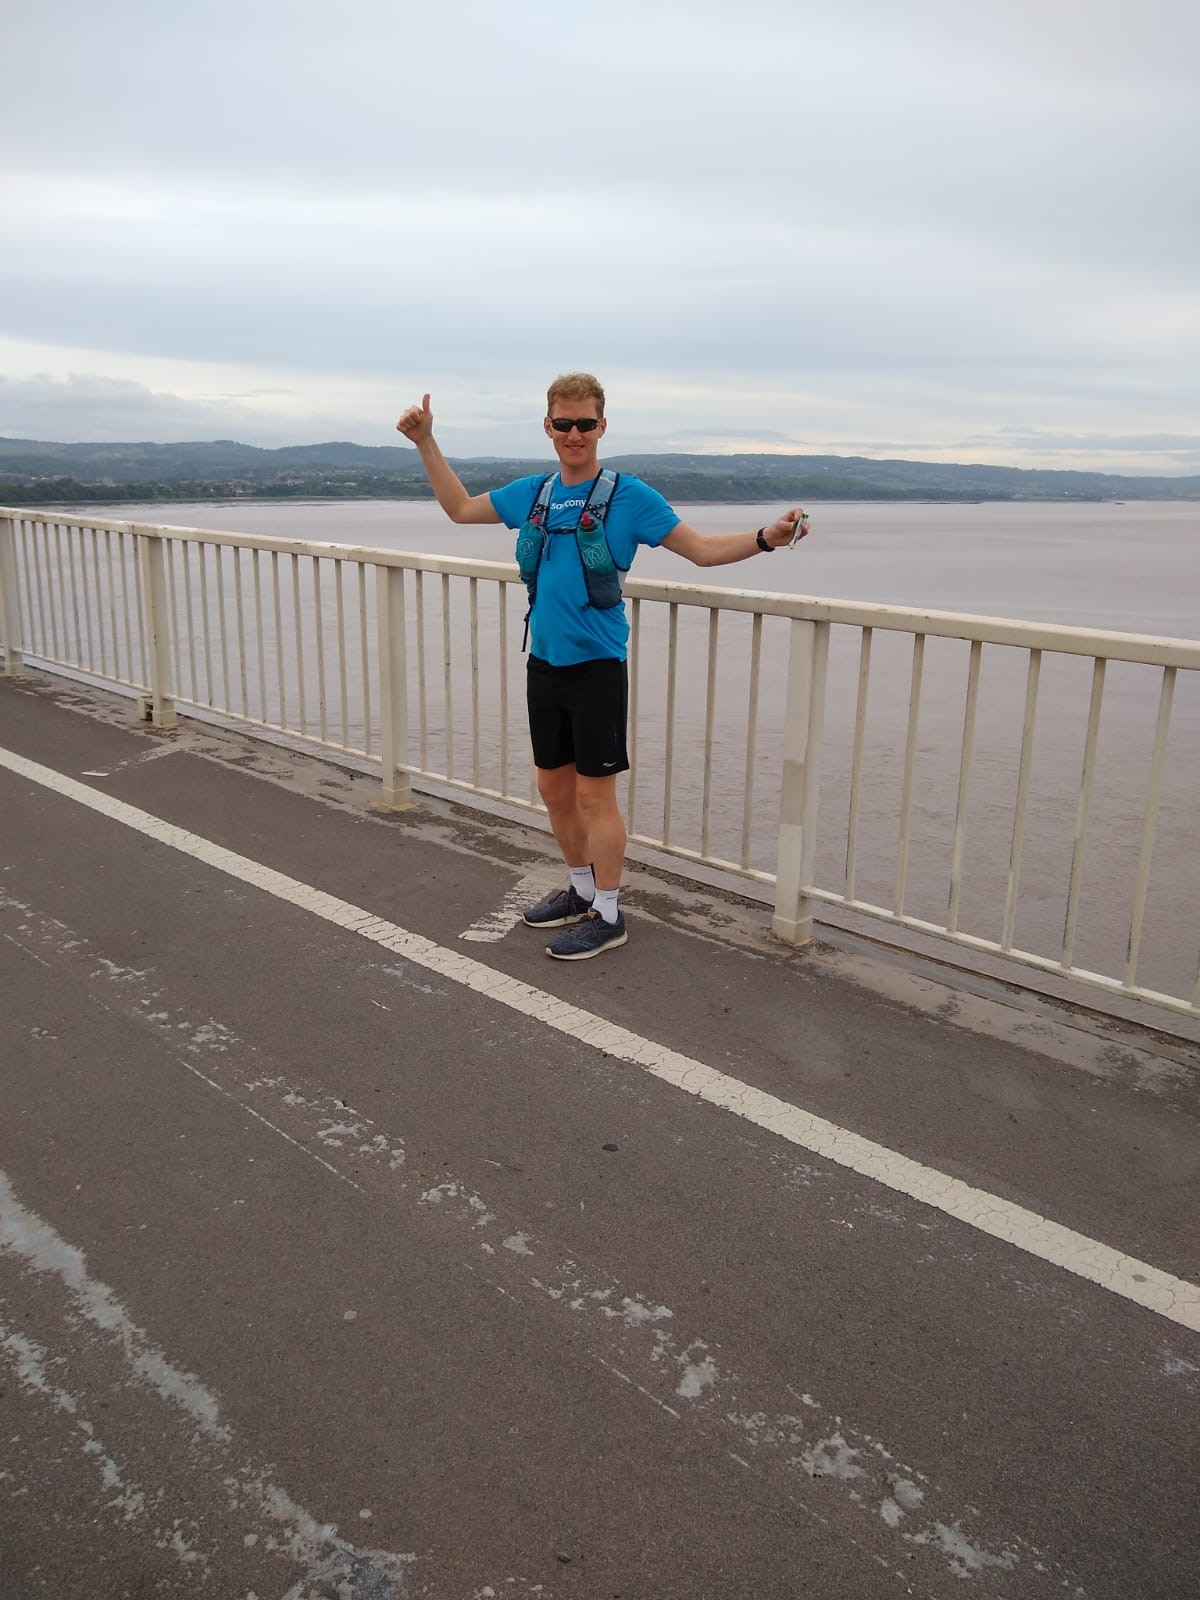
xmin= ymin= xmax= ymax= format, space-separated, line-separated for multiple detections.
xmin=762 ymin=508 xmax=810 ymax=548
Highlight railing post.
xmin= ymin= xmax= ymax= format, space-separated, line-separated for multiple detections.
xmin=136 ymin=533 xmax=177 ymax=728
xmin=376 ymin=564 xmax=414 ymax=808
xmin=772 ymin=618 xmax=829 ymax=946
xmin=0 ymin=515 xmax=24 ymax=676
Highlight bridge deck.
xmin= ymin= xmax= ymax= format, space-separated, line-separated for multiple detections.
xmin=1 ymin=673 xmax=1197 ymax=1600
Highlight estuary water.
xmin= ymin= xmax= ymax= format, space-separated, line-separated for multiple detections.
xmin=91 ymin=497 xmax=1200 ymax=640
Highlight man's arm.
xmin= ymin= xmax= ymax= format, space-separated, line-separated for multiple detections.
xmin=661 ymin=508 xmax=809 ymax=567
xmin=395 ymin=393 xmax=502 ymax=525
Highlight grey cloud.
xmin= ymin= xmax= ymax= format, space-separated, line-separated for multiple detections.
xmin=0 ymin=374 xmax=389 ymax=449
xmin=6 ymin=195 xmax=1189 ymax=393
xmin=964 ymin=428 xmax=1200 ymax=469
xmin=9 ymin=3 xmax=1196 ymax=281
xmin=3 ymin=0 xmax=1198 ymax=468
xmin=666 ymin=428 xmax=801 ymax=444
xmin=984 ymin=428 xmax=1200 ymax=451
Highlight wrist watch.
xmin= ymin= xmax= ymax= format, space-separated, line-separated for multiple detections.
xmin=755 ymin=528 xmax=773 ymax=552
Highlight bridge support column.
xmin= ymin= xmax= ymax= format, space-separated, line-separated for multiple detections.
xmin=772 ymin=618 xmax=829 ymax=947
xmin=136 ymin=533 xmax=177 ymax=728
xmin=0 ymin=516 xmax=24 ymax=676
xmin=377 ymin=564 xmax=414 ymax=809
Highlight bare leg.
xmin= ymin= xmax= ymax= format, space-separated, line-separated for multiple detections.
xmin=573 ymin=774 xmax=626 ymax=891
xmin=537 ymin=767 xmax=626 ymax=891
xmin=537 ymin=763 xmax=589 ymax=868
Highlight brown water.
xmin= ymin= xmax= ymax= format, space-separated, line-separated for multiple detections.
xmin=75 ymin=500 xmax=1200 ymax=1002
xmin=90 ymin=497 xmax=1198 ymax=637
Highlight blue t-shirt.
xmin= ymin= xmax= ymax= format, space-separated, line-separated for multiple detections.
xmin=490 ymin=472 xmax=679 ymax=666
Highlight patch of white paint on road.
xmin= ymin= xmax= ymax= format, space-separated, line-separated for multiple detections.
xmin=420 ymin=1181 xmax=496 ymax=1228
xmin=909 ymin=1520 xmax=1019 ymax=1578
xmin=890 ymin=1476 xmax=926 ymax=1513
xmin=801 ymin=1433 xmax=866 ymax=1481
xmin=880 ymin=1498 xmax=904 ymax=1528
xmin=601 ymin=1294 xmax=673 ymax=1329
xmin=1160 ymin=1350 xmax=1200 ymax=1389
xmin=459 ymin=874 xmax=552 ymax=943
xmin=676 ymin=1349 xmax=720 ymax=1400
xmin=79 ymin=744 xmax=180 ymax=780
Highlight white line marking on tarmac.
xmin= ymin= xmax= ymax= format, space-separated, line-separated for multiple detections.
xmin=459 ymin=873 xmax=552 ymax=942
xmin=3 ymin=742 xmax=1198 ymax=1335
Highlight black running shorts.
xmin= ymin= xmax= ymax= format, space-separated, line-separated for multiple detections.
xmin=526 ymin=655 xmax=629 ymax=778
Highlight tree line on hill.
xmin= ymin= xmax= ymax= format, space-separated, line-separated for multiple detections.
xmin=1 ymin=436 xmax=1197 ymax=504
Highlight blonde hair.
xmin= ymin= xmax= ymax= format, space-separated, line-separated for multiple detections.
xmin=546 ymin=372 xmax=605 ymax=416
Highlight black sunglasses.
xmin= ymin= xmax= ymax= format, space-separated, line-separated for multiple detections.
xmin=549 ymin=417 xmax=602 ymax=433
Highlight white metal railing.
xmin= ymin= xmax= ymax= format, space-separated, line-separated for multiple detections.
xmin=2 ymin=507 xmax=1197 ymax=1023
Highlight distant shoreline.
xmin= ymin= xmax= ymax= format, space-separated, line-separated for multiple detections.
xmin=7 ymin=491 xmax=1199 ymax=511
xmin=4 ymin=437 xmax=1198 ymax=507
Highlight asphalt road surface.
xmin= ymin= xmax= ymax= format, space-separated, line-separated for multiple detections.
xmin=1 ymin=675 xmax=1198 ymax=1600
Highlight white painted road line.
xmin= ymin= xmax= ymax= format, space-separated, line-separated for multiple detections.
xmin=3 ymin=742 xmax=1198 ymax=1334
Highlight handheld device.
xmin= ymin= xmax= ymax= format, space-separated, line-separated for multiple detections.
xmin=789 ymin=510 xmax=810 ymax=548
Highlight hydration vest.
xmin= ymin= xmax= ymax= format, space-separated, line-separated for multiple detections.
xmin=515 ymin=469 xmax=624 ymax=651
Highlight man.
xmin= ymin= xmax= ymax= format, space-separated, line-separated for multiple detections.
xmin=395 ymin=373 xmax=808 ymax=960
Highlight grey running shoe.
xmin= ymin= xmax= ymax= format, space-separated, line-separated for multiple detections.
xmin=546 ymin=909 xmax=627 ymax=960
xmin=522 ymin=883 xmax=592 ymax=928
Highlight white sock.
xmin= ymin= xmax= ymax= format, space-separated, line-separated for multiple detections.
xmin=569 ymin=865 xmax=596 ymax=901
xmin=591 ymin=887 xmax=621 ymax=925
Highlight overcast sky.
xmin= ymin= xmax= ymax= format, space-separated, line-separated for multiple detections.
xmin=3 ymin=0 xmax=1198 ymax=472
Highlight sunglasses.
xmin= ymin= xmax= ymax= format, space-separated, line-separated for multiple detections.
xmin=549 ymin=417 xmax=602 ymax=433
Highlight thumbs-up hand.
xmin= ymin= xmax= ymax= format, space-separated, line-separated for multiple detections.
xmin=396 ymin=393 xmax=433 ymax=444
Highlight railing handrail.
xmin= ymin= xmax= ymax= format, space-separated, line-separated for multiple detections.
xmin=4 ymin=505 xmax=1198 ymax=1025
xmin=3 ymin=508 xmax=1196 ymax=670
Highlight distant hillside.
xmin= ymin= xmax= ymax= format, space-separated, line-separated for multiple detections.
xmin=607 ymin=452 xmax=1200 ymax=502
xmin=1 ymin=436 xmax=1197 ymax=504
